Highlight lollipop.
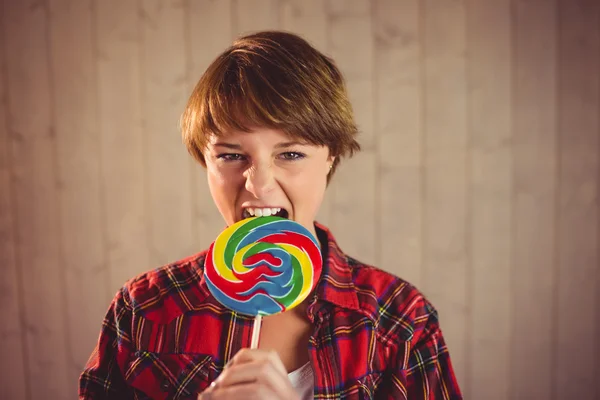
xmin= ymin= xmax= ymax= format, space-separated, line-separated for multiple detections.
xmin=204 ymin=216 xmax=322 ymax=347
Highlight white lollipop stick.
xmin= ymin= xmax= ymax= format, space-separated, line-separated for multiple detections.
xmin=250 ymin=315 xmax=262 ymax=349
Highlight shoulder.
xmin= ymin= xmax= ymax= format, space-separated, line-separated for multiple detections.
xmin=346 ymin=257 xmax=438 ymax=346
xmin=119 ymin=251 xmax=209 ymax=323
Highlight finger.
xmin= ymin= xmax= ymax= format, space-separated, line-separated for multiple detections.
xmin=217 ymin=359 xmax=276 ymax=386
xmin=197 ymin=381 xmax=216 ymax=400
xmin=210 ymin=382 xmax=277 ymax=400
xmin=216 ymin=359 xmax=295 ymax=399
xmin=229 ymin=348 xmax=287 ymax=377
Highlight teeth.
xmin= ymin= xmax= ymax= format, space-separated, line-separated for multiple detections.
xmin=243 ymin=207 xmax=282 ymax=218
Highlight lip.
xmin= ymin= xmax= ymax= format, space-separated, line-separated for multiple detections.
xmin=240 ymin=204 xmax=287 ymax=210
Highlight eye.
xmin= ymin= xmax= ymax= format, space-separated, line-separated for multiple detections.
xmin=279 ymin=151 xmax=306 ymax=161
xmin=217 ymin=153 xmax=246 ymax=162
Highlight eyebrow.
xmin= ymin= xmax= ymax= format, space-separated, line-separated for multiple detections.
xmin=213 ymin=142 xmax=242 ymax=150
xmin=275 ymin=141 xmax=304 ymax=149
xmin=213 ymin=141 xmax=304 ymax=150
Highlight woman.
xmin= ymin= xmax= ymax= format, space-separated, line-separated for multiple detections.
xmin=79 ymin=31 xmax=462 ymax=400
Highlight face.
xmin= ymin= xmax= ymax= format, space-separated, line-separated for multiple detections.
xmin=203 ymin=127 xmax=334 ymax=238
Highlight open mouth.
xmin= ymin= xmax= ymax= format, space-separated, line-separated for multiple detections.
xmin=242 ymin=207 xmax=289 ymax=220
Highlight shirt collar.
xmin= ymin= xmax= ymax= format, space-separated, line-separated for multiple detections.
xmin=307 ymin=222 xmax=361 ymax=318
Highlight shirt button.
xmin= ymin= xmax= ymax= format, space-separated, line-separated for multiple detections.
xmin=161 ymin=379 xmax=170 ymax=391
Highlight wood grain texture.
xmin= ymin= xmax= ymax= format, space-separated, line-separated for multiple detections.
xmin=555 ymin=1 xmax=599 ymax=398
xmin=0 ymin=2 xmax=28 ymax=398
xmin=141 ymin=0 xmax=196 ymax=266
xmin=511 ymin=1 xmax=558 ymax=398
xmin=597 ymin=14 xmax=600 ymax=394
xmin=374 ymin=0 xmax=423 ymax=284
xmin=48 ymin=0 xmax=110 ymax=381
xmin=2 ymin=1 xmax=71 ymax=398
xmin=422 ymin=0 xmax=469 ymax=389
xmin=96 ymin=0 xmax=150 ymax=291
xmin=327 ymin=0 xmax=377 ymax=266
xmin=466 ymin=0 xmax=512 ymax=398
xmin=281 ymin=0 xmax=327 ymax=49
xmin=186 ymin=0 xmax=234 ymax=250
xmin=234 ymin=0 xmax=280 ymax=36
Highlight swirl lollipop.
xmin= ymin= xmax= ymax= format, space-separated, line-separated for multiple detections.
xmin=204 ymin=216 xmax=322 ymax=347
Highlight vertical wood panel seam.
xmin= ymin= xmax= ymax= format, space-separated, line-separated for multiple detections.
xmin=595 ymin=7 xmax=600 ymax=399
xmin=44 ymin=0 xmax=74 ymax=383
xmin=505 ymin=7 xmax=515 ymax=395
xmin=276 ymin=0 xmax=283 ymax=30
xmin=463 ymin=2 xmax=473 ymax=396
xmin=137 ymin=0 xmax=151 ymax=266
xmin=508 ymin=0 xmax=516 ymax=397
xmin=551 ymin=0 xmax=560 ymax=398
xmin=418 ymin=0 xmax=427 ymax=294
xmin=90 ymin=0 xmax=112 ymax=302
xmin=0 ymin=1 xmax=32 ymax=398
xmin=596 ymin=6 xmax=600 ymax=399
xmin=231 ymin=0 xmax=238 ymax=39
xmin=369 ymin=0 xmax=381 ymax=269
xmin=183 ymin=0 xmax=198 ymax=250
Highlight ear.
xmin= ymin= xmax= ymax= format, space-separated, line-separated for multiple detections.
xmin=326 ymin=155 xmax=336 ymax=173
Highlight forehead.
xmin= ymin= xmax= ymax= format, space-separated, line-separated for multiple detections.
xmin=207 ymin=127 xmax=307 ymax=146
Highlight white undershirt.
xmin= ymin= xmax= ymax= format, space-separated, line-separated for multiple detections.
xmin=287 ymin=362 xmax=314 ymax=400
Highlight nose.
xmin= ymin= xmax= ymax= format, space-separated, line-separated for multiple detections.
xmin=244 ymin=162 xmax=275 ymax=198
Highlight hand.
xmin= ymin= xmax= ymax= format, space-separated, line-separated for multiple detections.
xmin=198 ymin=348 xmax=300 ymax=400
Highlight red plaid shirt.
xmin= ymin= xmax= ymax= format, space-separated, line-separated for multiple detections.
xmin=79 ymin=223 xmax=462 ymax=399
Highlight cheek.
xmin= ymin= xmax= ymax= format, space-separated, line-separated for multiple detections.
xmin=207 ymin=162 xmax=244 ymax=189
xmin=207 ymin=167 xmax=227 ymax=187
xmin=285 ymin=164 xmax=328 ymax=212
xmin=206 ymin=167 xmax=237 ymax=214
xmin=206 ymin=166 xmax=222 ymax=193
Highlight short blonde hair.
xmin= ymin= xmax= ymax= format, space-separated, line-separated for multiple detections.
xmin=181 ymin=30 xmax=360 ymax=180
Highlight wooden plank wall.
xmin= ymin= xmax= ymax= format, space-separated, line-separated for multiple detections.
xmin=1 ymin=0 xmax=598 ymax=399
xmin=511 ymin=1 xmax=558 ymax=398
